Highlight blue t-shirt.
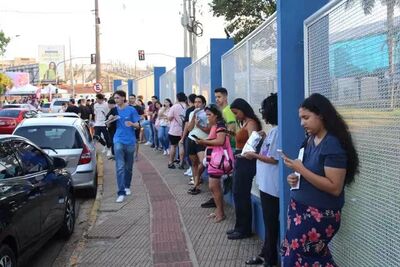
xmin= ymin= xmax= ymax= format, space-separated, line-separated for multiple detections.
xmin=291 ymin=133 xmax=347 ymax=209
xmin=113 ymin=105 xmax=141 ymax=145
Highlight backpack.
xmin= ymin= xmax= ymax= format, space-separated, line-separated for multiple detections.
xmin=205 ymin=135 xmax=234 ymax=177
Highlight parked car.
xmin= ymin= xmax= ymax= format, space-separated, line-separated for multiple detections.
xmin=37 ymin=112 xmax=79 ymax=118
xmin=2 ymin=103 xmax=37 ymax=111
xmin=49 ymin=98 xmax=70 ymax=113
xmin=13 ymin=117 xmax=97 ymax=197
xmin=0 ymin=135 xmax=75 ymax=266
xmin=39 ymin=102 xmax=51 ymax=113
xmin=0 ymin=109 xmax=38 ymax=134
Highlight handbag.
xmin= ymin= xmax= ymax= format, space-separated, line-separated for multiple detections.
xmin=205 ymin=135 xmax=234 ymax=177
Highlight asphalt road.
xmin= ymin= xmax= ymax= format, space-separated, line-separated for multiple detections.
xmin=27 ymin=191 xmax=95 ymax=267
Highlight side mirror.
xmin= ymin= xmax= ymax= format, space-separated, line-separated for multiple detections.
xmin=52 ymin=157 xmax=67 ymax=169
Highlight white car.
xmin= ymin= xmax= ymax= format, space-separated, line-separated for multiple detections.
xmin=13 ymin=117 xmax=98 ymax=197
xmin=2 ymin=103 xmax=37 ymax=111
xmin=49 ymin=98 xmax=70 ymax=113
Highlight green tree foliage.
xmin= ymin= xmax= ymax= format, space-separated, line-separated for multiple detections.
xmin=0 ymin=30 xmax=10 ymax=56
xmin=0 ymin=73 xmax=12 ymax=95
xmin=210 ymin=0 xmax=276 ymax=43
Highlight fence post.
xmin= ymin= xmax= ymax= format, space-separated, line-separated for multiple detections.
xmin=210 ymin=38 xmax=234 ymax=103
xmin=176 ymin=57 xmax=192 ymax=94
xmin=154 ymin=67 xmax=166 ymax=99
xmin=277 ymin=0 xmax=329 ymax=244
xmin=113 ymin=79 xmax=122 ymax=92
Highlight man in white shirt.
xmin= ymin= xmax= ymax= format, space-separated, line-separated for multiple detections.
xmin=93 ymin=93 xmax=112 ymax=157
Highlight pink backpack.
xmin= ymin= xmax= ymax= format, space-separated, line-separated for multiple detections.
xmin=206 ymin=132 xmax=234 ymax=177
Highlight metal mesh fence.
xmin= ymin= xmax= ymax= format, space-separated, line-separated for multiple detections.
xmin=135 ymin=74 xmax=154 ymax=103
xmin=184 ymin=53 xmax=211 ymax=101
xmin=160 ymin=68 xmax=176 ymax=103
xmin=305 ymin=1 xmax=400 ymax=266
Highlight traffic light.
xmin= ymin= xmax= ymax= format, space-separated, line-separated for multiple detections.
xmin=138 ymin=50 xmax=145 ymax=61
xmin=91 ymin=53 xmax=96 ymax=64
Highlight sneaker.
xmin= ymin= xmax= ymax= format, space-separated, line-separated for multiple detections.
xmin=101 ymin=147 xmax=107 ymax=154
xmin=163 ymin=150 xmax=167 ymax=155
xmin=168 ymin=163 xmax=176 ymax=169
xmin=188 ymin=177 xmax=195 ymax=185
xmin=166 ymin=149 xmax=170 ymax=155
xmin=106 ymin=150 xmax=112 ymax=157
xmin=145 ymin=142 xmax=152 ymax=146
xmin=184 ymin=168 xmax=192 ymax=176
xmin=125 ymin=188 xmax=131 ymax=195
xmin=201 ymin=198 xmax=216 ymax=208
xmin=116 ymin=195 xmax=124 ymax=203
xmin=150 ymin=144 xmax=155 ymax=148
xmin=187 ymin=187 xmax=201 ymax=195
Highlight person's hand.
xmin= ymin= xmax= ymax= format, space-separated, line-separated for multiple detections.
xmin=283 ymin=157 xmax=304 ymax=173
xmin=258 ymin=130 xmax=266 ymax=138
xmin=195 ymin=139 xmax=204 ymax=145
xmin=125 ymin=121 xmax=139 ymax=129
xmin=108 ymin=115 xmax=114 ymax=120
xmin=243 ymin=152 xmax=257 ymax=160
xmin=179 ymin=138 xmax=184 ymax=144
xmin=287 ymin=173 xmax=299 ymax=187
xmin=195 ymin=118 xmax=201 ymax=127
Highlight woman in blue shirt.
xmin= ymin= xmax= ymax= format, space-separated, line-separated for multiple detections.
xmin=282 ymin=93 xmax=359 ymax=266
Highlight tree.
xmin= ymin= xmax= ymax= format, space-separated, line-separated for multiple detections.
xmin=210 ymin=0 xmax=276 ymax=43
xmin=0 ymin=73 xmax=12 ymax=95
xmin=0 ymin=30 xmax=10 ymax=56
xmin=345 ymin=0 xmax=400 ymax=108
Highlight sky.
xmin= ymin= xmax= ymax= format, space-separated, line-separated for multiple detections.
xmin=0 ymin=0 xmax=227 ymax=69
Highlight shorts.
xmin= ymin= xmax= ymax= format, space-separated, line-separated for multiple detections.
xmin=188 ymin=139 xmax=205 ymax=155
xmin=135 ymin=128 xmax=140 ymax=139
xmin=168 ymin=134 xmax=181 ymax=146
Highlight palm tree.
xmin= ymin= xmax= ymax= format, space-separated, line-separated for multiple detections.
xmin=346 ymin=0 xmax=400 ymax=108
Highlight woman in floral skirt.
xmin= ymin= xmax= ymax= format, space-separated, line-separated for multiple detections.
xmin=282 ymin=93 xmax=359 ymax=266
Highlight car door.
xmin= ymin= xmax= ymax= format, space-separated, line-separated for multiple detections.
xmin=12 ymin=140 xmax=62 ymax=236
xmin=0 ymin=140 xmax=41 ymax=252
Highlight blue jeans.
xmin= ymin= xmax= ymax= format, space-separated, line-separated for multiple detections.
xmin=141 ymin=120 xmax=152 ymax=143
xmin=114 ymin=143 xmax=135 ymax=196
xmin=158 ymin=126 xmax=169 ymax=150
xmin=151 ymin=122 xmax=159 ymax=148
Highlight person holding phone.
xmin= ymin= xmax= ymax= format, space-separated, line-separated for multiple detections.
xmin=281 ymin=93 xmax=359 ymax=266
xmin=186 ymin=95 xmax=209 ymax=195
xmin=243 ymin=93 xmax=280 ymax=267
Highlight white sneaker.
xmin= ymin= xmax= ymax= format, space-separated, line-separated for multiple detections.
xmin=145 ymin=142 xmax=152 ymax=146
xmin=125 ymin=188 xmax=131 ymax=195
xmin=166 ymin=149 xmax=170 ymax=155
xmin=116 ymin=195 xmax=124 ymax=203
xmin=101 ymin=147 xmax=107 ymax=154
xmin=106 ymin=150 xmax=112 ymax=157
xmin=163 ymin=150 xmax=167 ymax=155
xmin=188 ymin=178 xmax=195 ymax=185
xmin=184 ymin=168 xmax=192 ymax=176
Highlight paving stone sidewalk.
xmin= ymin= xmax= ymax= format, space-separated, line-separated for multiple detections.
xmin=75 ymin=145 xmax=262 ymax=266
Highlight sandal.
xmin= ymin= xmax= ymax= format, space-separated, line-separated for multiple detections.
xmin=245 ymin=257 xmax=264 ymax=265
xmin=168 ymin=163 xmax=175 ymax=169
xmin=187 ymin=187 xmax=201 ymax=195
xmin=214 ymin=215 xmax=226 ymax=223
xmin=206 ymin=213 xmax=216 ymax=219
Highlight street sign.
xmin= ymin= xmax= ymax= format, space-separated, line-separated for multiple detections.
xmin=91 ymin=53 xmax=96 ymax=64
xmin=93 ymin=82 xmax=103 ymax=93
xmin=138 ymin=50 xmax=145 ymax=61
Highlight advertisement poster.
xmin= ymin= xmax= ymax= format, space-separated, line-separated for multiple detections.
xmin=38 ymin=45 xmax=65 ymax=83
xmin=5 ymin=72 xmax=29 ymax=87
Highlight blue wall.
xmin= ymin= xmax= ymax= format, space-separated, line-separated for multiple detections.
xmin=113 ymin=79 xmax=122 ymax=92
xmin=127 ymin=79 xmax=134 ymax=96
xmin=176 ymin=57 xmax=192 ymax=93
xmin=210 ymin=38 xmax=234 ymax=103
xmin=154 ymin=67 xmax=166 ymax=99
xmin=277 ymin=0 xmax=329 ymax=240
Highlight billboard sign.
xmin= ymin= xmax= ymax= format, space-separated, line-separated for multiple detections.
xmin=5 ymin=72 xmax=30 ymax=87
xmin=38 ymin=45 xmax=65 ymax=83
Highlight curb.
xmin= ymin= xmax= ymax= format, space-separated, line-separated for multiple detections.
xmin=69 ymin=153 xmax=104 ymax=266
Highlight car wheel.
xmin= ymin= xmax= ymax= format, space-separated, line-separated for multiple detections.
xmin=57 ymin=192 xmax=75 ymax=239
xmin=0 ymin=244 xmax=16 ymax=267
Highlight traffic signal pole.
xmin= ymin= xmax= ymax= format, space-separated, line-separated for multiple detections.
xmin=95 ymin=0 xmax=101 ymax=83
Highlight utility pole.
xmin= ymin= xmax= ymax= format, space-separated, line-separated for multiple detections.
xmin=95 ymin=0 xmax=101 ymax=83
xmin=183 ymin=0 xmax=188 ymax=57
xmin=69 ymin=37 xmax=75 ymax=97
xmin=192 ymin=0 xmax=197 ymax=60
xmin=188 ymin=0 xmax=193 ymax=59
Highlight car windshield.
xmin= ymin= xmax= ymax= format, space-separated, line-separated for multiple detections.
xmin=14 ymin=126 xmax=83 ymax=149
xmin=0 ymin=110 xmax=20 ymax=118
xmin=2 ymin=105 xmax=20 ymax=109
xmin=42 ymin=103 xmax=50 ymax=108
xmin=53 ymin=101 xmax=68 ymax=106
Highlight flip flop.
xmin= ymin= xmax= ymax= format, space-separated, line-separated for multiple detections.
xmin=206 ymin=213 xmax=216 ymax=219
xmin=245 ymin=257 xmax=264 ymax=265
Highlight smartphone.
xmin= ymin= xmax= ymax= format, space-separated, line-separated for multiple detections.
xmin=277 ymin=149 xmax=287 ymax=158
xmin=191 ymin=134 xmax=200 ymax=140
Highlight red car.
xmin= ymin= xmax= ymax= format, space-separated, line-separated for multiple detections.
xmin=0 ymin=108 xmax=37 ymax=134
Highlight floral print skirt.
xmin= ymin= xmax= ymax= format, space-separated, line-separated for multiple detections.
xmin=281 ymin=198 xmax=341 ymax=267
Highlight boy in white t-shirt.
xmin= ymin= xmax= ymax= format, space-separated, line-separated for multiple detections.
xmin=243 ymin=93 xmax=279 ymax=267
xmin=93 ymin=93 xmax=112 ymax=157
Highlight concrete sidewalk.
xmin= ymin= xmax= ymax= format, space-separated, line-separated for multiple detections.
xmin=74 ymin=145 xmax=262 ymax=267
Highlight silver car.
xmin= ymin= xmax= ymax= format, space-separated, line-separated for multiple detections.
xmin=37 ymin=112 xmax=80 ymax=118
xmin=13 ymin=117 xmax=97 ymax=197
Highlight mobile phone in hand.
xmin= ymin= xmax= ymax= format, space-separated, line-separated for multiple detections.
xmin=277 ymin=149 xmax=287 ymax=158
xmin=191 ymin=134 xmax=200 ymax=140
